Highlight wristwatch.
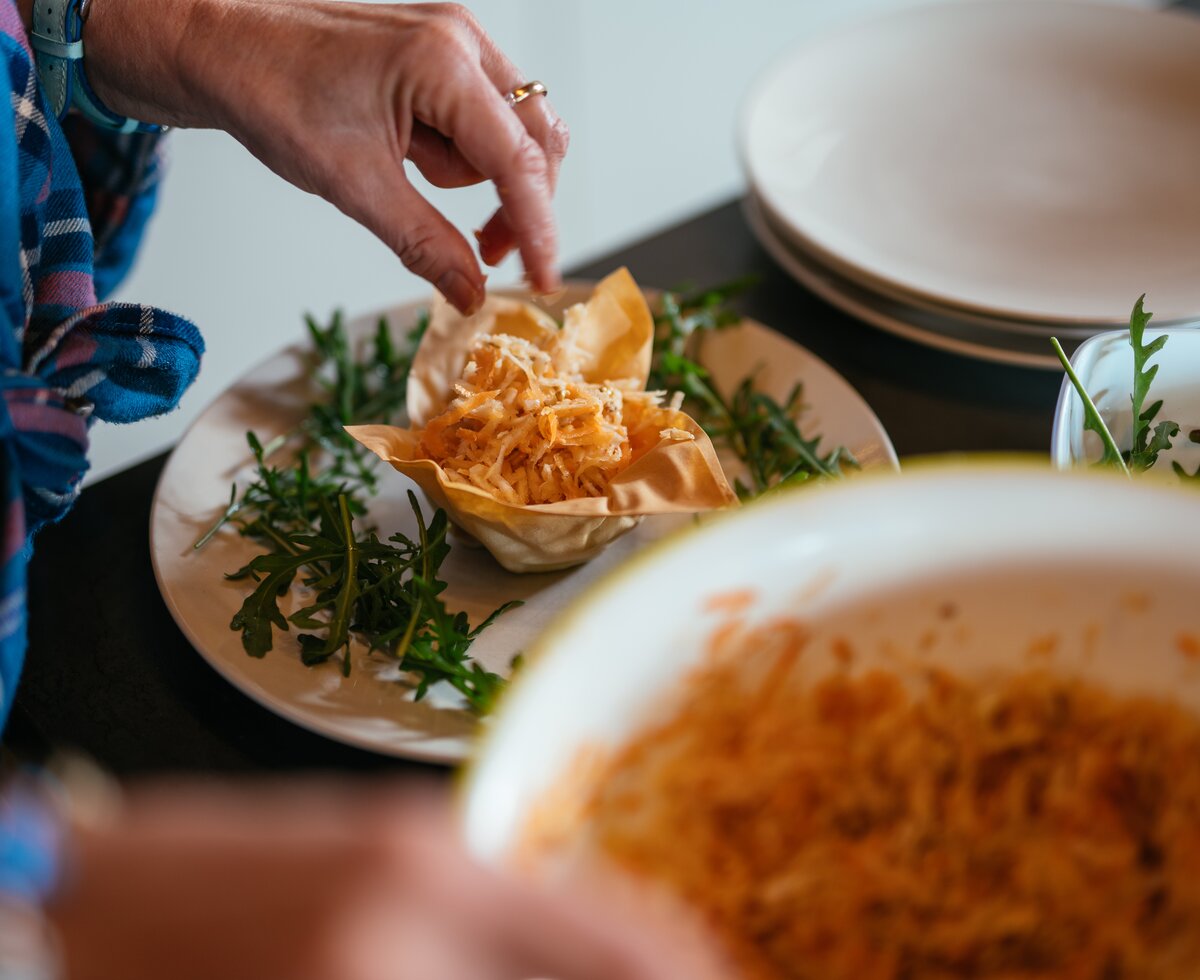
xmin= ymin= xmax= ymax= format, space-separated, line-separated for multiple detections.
xmin=29 ymin=0 xmax=162 ymax=133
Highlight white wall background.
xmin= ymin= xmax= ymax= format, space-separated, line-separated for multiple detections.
xmin=89 ymin=0 xmax=1161 ymax=482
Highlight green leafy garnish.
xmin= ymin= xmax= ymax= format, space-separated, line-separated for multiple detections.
xmin=1126 ymin=296 xmax=1179 ymax=472
xmin=207 ymin=311 xmax=513 ymax=714
xmin=227 ymin=483 xmax=512 ymax=712
xmin=652 ymin=282 xmax=855 ymax=498
xmin=195 ymin=313 xmax=426 ymax=547
xmin=1054 ymin=295 xmax=1196 ymax=480
xmin=300 ymin=311 xmax=423 ymax=489
xmin=1051 ymin=336 xmax=1128 ymax=475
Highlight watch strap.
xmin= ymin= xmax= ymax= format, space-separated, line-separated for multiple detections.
xmin=71 ymin=63 xmax=140 ymax=133
xmin=29 ymin=0 xmax=82 ymax=120
xmin=28 ymin=0 xmax=161 ymax=133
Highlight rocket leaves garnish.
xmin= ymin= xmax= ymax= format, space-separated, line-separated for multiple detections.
xmin=1051 ymin=337 xmax=1128 ymax=475
xmin=1053 ymin=295 xmax=1195 ymax=479
xmin=227 ymin=482 xmax=513 ymax=712
xmin=1125 ymin=296 xmax=1179 ymax=473
xmin=652 ymin=281 xmax=855 ymax=498
xmin=206 ymin=312 xmax=514 ymax=715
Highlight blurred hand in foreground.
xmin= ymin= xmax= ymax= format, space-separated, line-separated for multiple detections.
xmin=80 ymin=0 xmax=569 ymax=314
xmin=47 ymin=779 xmax=718 ymax=980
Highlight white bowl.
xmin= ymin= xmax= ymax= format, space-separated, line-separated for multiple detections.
xmin=463 ymin=462 xmax=1200 ymax=863
xmin=1051 ymin=327 xmax=1200 ymax=473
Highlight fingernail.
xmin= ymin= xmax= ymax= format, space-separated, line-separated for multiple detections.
xmin=438 ymin=270 xmax=483 ymax=315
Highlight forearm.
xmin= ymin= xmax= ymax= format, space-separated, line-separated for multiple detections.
xmin=85 ymin=0 xmax=410 ymax=143
xmin=15 ymin=0 xmax=304 ymax=132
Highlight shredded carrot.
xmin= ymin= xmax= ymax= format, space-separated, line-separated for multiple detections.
xmin=559 ymin=622 xmax=1200 ymax=978
xmin=419 ymin=308 xmax=691 ymax=505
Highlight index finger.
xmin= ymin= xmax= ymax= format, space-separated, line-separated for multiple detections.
xmin=472 ymin=33 xmax=569 ymax=266
xmin=422 ymin=62 xmax=561 ymax=293
xmin=492 ymin=877 xmax=729 ymax=980
xmin=475 ymin=94 xmax=569 ymax=266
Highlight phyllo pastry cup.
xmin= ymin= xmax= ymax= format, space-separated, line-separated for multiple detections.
xmin=347 ymin=268 xmax=736 ymax=573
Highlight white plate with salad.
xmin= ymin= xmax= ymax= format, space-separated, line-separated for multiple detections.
xmin=149 ymin=281 xmax=898 ymax=764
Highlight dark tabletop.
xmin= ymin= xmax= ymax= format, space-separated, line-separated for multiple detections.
xmin=0 ymin=195 xmax=1102 ymax=776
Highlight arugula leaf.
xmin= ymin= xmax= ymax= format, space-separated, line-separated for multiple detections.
xmin=1124 ymin=296 xmax=1180 ymax=471
xmin=229 ymin=553 xmax=309 ymax=658
xmin=213 ymin=312 xmax=512 ymax=714
xmin=651 ymin=282 xmax=855 ymax=497
xmin=1053 ymin=297 xmax=1200 ymax=480
xmin=227 ymin=481 xmax=514 ymax=712
xmin=1139 ymin=417 xmax=1181 ymax=470
xmin=1051 ymin=336 xmax=1129 ymax=475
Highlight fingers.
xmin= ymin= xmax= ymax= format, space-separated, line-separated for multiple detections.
xmin=421 ymin=68 xmax=561 ymax=294
xmin=408 ymin=122 xmax=484 ymax=189
xmin=407 ymin=7 xmax=565 ymax=292
xmin=370 ymin=791 xmax=693 ymax=980
xmin=475 ymin=90 xmax=568 ymax=267
xmin=78 ymin=777 xmax=722 ymax=980
xmin=472 ymin=28 xmax=570 ymax=267
xmin=477 ymin=869 xmax=728 ymax=980
xmin=338 ymin=155 xmax=486 ymax=314
xmin=474 ymin=209 xmax=513 ymax=267
xmin=394 ymin=811 xmax=718 ymax=980
xmin=408 ymin=96 xmax=565 ymax=269
xmin=494 ymin=895 xmax=680 ymax=980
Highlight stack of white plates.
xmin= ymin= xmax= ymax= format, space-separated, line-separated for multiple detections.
xmin=739 ymin=1 xmax=1200 ymax=369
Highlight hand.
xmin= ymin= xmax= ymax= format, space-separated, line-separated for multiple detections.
xmin=46 ymin=779 xmax=713 ymax=980
xmin=80 ymin=0 xmax=569 ymax=314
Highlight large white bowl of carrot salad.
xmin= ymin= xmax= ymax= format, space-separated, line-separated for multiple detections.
xmin=463 ymin=461 xmax=1200 ymax=978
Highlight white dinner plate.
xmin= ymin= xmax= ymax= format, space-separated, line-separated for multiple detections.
xmin=740 ymin=1 xmax=1200 ymax=326
xmin=150 ymin=284 xmax=899 ymax=764
xmin=743 ymin=194 xmax=1071 ymax=369
xmin=752 ymin=192 xmax=1104 ymax=342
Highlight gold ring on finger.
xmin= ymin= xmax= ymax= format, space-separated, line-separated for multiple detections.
xmin=505 ymin=80 xmax=548 ymax=108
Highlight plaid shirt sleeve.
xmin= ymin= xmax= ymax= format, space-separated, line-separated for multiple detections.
xmin=0 ymin=0 xmax=205 ymax=908
xmin=61 ymin=117 xmax=166 ymax=300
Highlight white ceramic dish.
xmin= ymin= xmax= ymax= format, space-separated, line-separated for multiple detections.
xmin=463 ymin=463 xmax=1200 ymax=863
xmin=743 ymin=195 xmax=1068 ymax=369
xmin=740 ymin=1 xmax=1200 ymax=326
xmin=1051 ymin=327 xmax=1200 ymax=473
xmin=150 ymin=284 xmax=898 ymax=764
xmin=752 ymin=192 xmax=1102 ymax=341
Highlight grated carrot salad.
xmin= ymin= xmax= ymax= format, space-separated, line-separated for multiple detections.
xmin=569 ymin=622 xmax=1200 ymax=978
xmin=419 ymin=308 xmax=688 ymax=505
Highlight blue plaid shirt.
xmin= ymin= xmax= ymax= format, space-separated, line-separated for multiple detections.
xmin=0 ymin=0 xmax=204 ymax=904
